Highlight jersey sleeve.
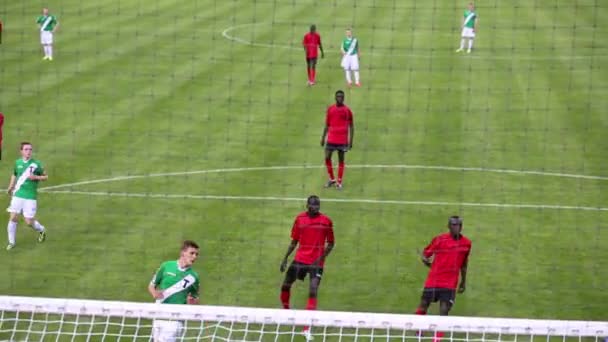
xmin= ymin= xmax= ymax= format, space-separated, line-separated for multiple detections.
xmin=13 ymin=161 xmax=18 ymax=176
xmin=348 ymin=108 xmax=354 ymax=123
xmin=423 ymin=236 xmax=440 ymax=258
xmin=290 ymin=217 xmax=300 ymax=241
xmin=150 ymin=263 xmax=164 ymax=286
xmin=36 ymin=16 xmax=42 ymax=24
xmin=302 ymin=34 xmax=308 ymax=46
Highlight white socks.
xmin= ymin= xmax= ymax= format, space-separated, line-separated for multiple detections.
xmin=31 ymin=220 xmax=45 ymax=232
xmin=468 ymin=39 xmax=474 ymax=51
xmin=43 ymin=45 xmax=53 ymax=57
xmin=460 ymin=39 xmax=466 ymax=50
xmin=354 ymin=71 xmax=360 ymax=84
xmin=345 ymin=70 xmax=352 ymax=84
xmin=7 ymin=221 xmax=17 ymax=245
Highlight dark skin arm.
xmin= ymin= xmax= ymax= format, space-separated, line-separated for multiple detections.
xmin=348 ymin=122 xmax=354 ymax=149
xmin=319 ymin=42 xmax=325 ymax=58
xmin=311 ymin=242 xmax=334 ymax=267
xmin=458 ymin=260 xmax=468 ymax=293
xmin=280 ymin=240 xmax=298 ymax=272
xmin=320 ymin=125 xmax=328 ymax=146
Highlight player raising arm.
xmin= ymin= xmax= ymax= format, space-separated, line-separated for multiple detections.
xmin=416 ymin=216 xmax=470 ymax=316
xmin=456 ymin=3 xmax=478 ymax=53
xmin=303 ymin=24 xmax=324 ymax=85
xmin=321 ymin=90 xmax=354 ymax=190
xmin=148 ymin=240 xmax=201 ymax=342
xmin=6 ymin=142 xmax=48 ymax=250
xmin=280 ymin=195 xmax=335 ymax=340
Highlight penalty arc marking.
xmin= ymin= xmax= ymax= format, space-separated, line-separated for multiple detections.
xmin=40 ymin=164 xmax=608 ymax=212
xmin=221 ymin=23 xmax=608 ymax=61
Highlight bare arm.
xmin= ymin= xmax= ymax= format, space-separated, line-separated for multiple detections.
xmin=53 ymin=22 xmax=59 ymax=33
xmin=320 ymin=125 xmax=328 ymax=146
xmin=348 ymin=122 xmax=354 ymax=149
xmin=7 ymin=175 xmax=15 ymax=194
xmin=458 ymin=260 xmax=468 ymax=293
xmin=319 ymin=42 xmax=325 ymax=58
xmin=29 ymin=172 xmax=48 ymax=181
xmin=280 ymin=240 xmax=298 ymax=272
xmin=312 ymin=242 xmax=334 ymax=266
xmin=148 ymin=283 xmax=163 ymax=299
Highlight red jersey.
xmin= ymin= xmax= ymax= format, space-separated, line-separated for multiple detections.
xmin=302 ymin=32 xmax=322 ymax=58
xmin=325 ymin=104 xmax=353 ymax=145
xmin=291 ymin=211 xmax=334 ymax=266
xmin=423 ymin=233 xmax=471 ymax=289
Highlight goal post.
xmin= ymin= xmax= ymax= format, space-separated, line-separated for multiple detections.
xmin=1 ymin=296 xmax=607 ymax=342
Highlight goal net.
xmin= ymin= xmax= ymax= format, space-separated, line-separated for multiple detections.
xmin=1 ymin=296 xmax=606 ymax=342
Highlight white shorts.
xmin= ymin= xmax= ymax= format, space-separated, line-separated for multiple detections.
xmin=152 ymin=320 xmax=183 ymax=342
xmin=461 ymin=27 xmax=475 ymax=38
xmin=341 ymin=54 xmax=359 ymax=70
xmin=40 ymin=31 xmax=53 ymax=44
xmin=7 ymin=197 xmax=37 ymax=219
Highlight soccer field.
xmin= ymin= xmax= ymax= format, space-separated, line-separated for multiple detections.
xmin=0 ymin=0 xmax=607 ymax=323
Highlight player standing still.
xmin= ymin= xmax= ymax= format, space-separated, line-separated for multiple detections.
xmin=321 ymin=90 xmax=354 ymax=190
xmin=456 ymin=3 xmax=478 ymax=53
xmin=280 ymin=195 xmax=335 ymax=340
xmin=340 ymin=28 xmax=360 ymax=87
xmin=415 ymin=216 xmax=471 ymax=320
xmin=148 ymin=240 xmax=201 ymax=342
xmin=6 ymin=142 xmax=48 ymax=251
xmin=36 ymin=8 xmax=59 ymax=61
xmin=302 ymin=25 xmax=324 ymax=86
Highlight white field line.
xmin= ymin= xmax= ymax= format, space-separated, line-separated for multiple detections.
xmin=221 ymin=23 xmax=607 ymax=60
xmin=40 ymin=164 xmax=608 ymax=191
xmin=42 ymin=190 xmax=608 ymax=211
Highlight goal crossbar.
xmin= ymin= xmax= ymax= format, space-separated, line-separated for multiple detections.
xmin=1 ymin=296 xmax=606 ymax=337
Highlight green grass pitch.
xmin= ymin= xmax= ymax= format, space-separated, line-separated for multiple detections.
xmin=0 ymin=0 xmax=607 ymax=326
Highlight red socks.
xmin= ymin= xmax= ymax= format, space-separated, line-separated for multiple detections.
xmin=415 ymin=308 xmax=426 ymax=315
xmin=311 ymin=69 xmax=316 ymax=83
xmin=306 ymin=297 xmax=317 ymax=310
xmin=280 ymin=290 xmax=290 ymax=309
xmin=325 ymin=159 xmax=335 ymax=181
xmin=337 ymin=162 xmax=345 ymax=184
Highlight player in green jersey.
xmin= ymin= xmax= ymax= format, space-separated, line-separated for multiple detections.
xmin=340 ymin=28 xmax=361 ymax=87
xmin=456 ymin=3 xmax=478 ymax=53
xmin=6 ymin=142 xmax=48 ymax=250
xmin=148 ymin=240 xmax=201 ymax=342
xmin=36 ymin=8 xmax=59 ymax=61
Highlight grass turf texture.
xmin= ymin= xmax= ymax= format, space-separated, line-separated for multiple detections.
xmin=0 ymin=0 xmax=607 ymax=326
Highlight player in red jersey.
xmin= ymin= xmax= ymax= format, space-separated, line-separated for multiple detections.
xmin=416 ymin=216 xmax=471 ymax=315
xmin=280 ymin=195 xmax=335 ymax=315
xmin=320 ymin=90 xmax=354 ymax=190
xmin=302 ymin=24 xmax=324 ymax=85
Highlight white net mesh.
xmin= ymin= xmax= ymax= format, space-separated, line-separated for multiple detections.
xmin=1 ymin=296 xmax=606 ymax=342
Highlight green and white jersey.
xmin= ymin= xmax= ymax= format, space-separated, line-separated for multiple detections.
xmin=36 ymin=14 xmax=58 ymax=31
xmin=463 ymin=10 xmax=477 ymax=28
xmin=13 ymin=158 xmax=45 ymax=200
xmin=151 ymin=260 xmax=200 ymax=304
xmin=342 ymin=37 xmax=359 ymax=55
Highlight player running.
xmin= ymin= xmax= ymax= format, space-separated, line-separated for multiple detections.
xmin=415 ymin=216 xmax=471 ymax=339
xmin=148 ymin=240 xmax=201 ymax=342
xmin=6 ymin=142 xmax=48 ymax=251
xmin=456 ymin=3 xmax=478 ymax=53
xmin=36 ymin=8 xmax=59 ymax=61
xmin=303 ymin=25 xmax=324 ymax=86
xmin=321 ymin=90 xmax=354 ymax=190
xmin=340 ymin=28 xmax=360 ymax=87
xmin=280 ymin=195 xmax=335 ymax=340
